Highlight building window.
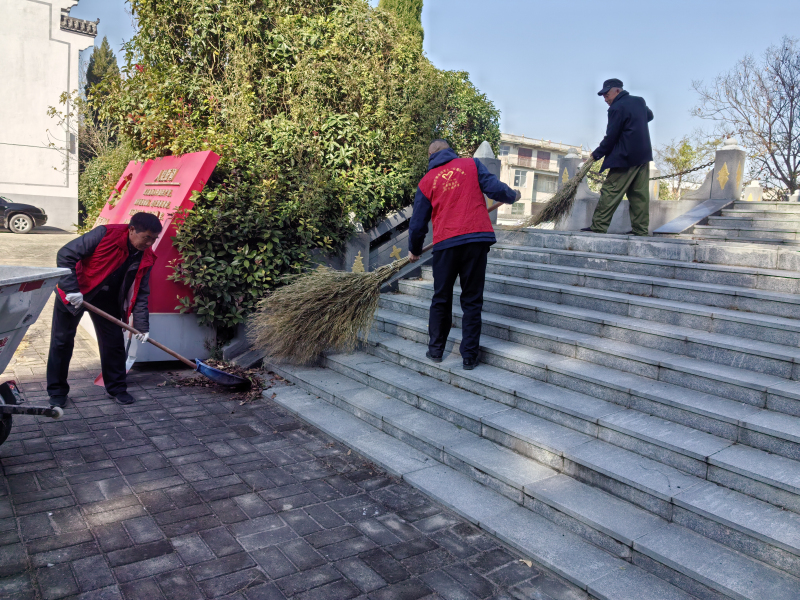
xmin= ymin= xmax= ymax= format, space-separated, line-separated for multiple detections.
xmin=517 ymin=148 xmax=533 ymax=167
xmin=511 ymin=201 xmax=525 ymax=215
xmin=500 ymin=145 xmax=510 ymax=156
xmin=535 ymin=174 xmax=557 ymax=193
xmin=536 ymin=151 xmax=551 ymax=170
xmin=514 ymin=170 xmax=527 ymax=187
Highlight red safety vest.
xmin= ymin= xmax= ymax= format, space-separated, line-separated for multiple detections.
xmin=58 ymin=224 xmax=156 ymax=319
xmin=417 ymin=157 xmax=493 ymax=245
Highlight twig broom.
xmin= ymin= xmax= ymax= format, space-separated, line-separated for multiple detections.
xmin=250 ymin=202 xmax=504 ymax=364
xmin=516 ymin=158 xmax=595 ymax=229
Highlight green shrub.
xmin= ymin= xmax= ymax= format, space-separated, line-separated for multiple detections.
xmin=77 ymin=142 xmax=136 ymax=232
xmin=88 ymin=0 xmax=499 ymax=329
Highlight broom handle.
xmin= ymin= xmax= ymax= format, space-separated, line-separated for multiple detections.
xmin=81 ymin=301 xmax=198 ymax=369
xmin=418 ymin=201 xmax=504 ymax=255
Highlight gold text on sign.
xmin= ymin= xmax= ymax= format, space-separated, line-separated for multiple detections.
xmin=94 ymin=216 xmax=109 ymax=227
xmin=145 ymin=168 xmax=181 ymax=186
xmin=134 ymin=199 xmax=171 ymax=208
xmin=129 ymin=208 xmax=165 ymax=220
xmin=143 ymin=188 xmax=173 ymax=197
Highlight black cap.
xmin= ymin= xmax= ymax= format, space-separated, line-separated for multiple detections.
xmin=598 ymin=78 xmax=623 ymax=96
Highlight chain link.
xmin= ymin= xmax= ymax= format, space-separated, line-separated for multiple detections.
xmin=585 ymin=159 xmax=716 ymax=184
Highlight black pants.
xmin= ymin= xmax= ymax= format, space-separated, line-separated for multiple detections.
xmin=46 ymin=297 xmax=128 ymax=398
xmin=428 ymin=242 xmax=490 ymax=361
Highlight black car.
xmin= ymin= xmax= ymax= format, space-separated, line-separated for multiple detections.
xmin=0 ymin=196 xmax=48 ymax=234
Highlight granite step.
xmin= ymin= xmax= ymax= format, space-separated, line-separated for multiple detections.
xmin=371 ymin=306 xmax=800 ymax=464
xmin=323 ymin=347 xmax=800 ymax=515
xmin=381 ymin=289 xmax=800 ymax=412
xmin=694 ymin=226 xmax=800 ymax=241
xmin=490 ymin=240 xmax=800 ymax=294
xmin=270 ymin=386 xmax=705 ymax=599
xmin=400 ymin=273 xmax=800 ymax=367
xmin=495 ymin=229 xmax=800 ymax=272
xmin=482 ymin=256 xmax=800 ymax=320
xmin=730 ymin=202 xmax=800 ymax=211
xmin=689 ymin=234 xmax=800 ymax=246
xmin=383 ymin=288 xmax=800 ymax=389
xmin=709 ymin=216 xmax=800 ymax=230
xmin=269 ymin=365 xmax=800 ymax=594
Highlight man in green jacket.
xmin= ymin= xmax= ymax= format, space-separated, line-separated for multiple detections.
xmin=582 ymin=78 xmax=654 ymax=236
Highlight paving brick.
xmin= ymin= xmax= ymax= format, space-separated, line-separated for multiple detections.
xmin=0 ymin=542 xmax=27 ymax=576
xmin=198 ymin=568 xmax=267 ymax=598
xmin=487 ymin=561 xmax=539 ymax=587
xmin=191 ymin=551 xmax=256 ymax=581
xmin=113 ymin=553 xmax=183 ymax=583
xmin=282 ymin=508 xmax=323 ymax=536
xmin=200 ymin=527 xmax=243 ymax=557
xmin=360 ymin=548 xmax=410 ymax=584
xmin=244 ymin=582 xmax=287 ymax=600
xmin=294 ymin=578 xmax=360 ymax=600
xmin=420 ymin=570 xmax=478 ymax=600
xmin=0 ymin=572 xmax=35 ymax=600
xmin=25 ymin=530 xmax=95 ymax=554
xmin=72 ymin=554 xmax=115 ymax=592
xmin=306 ymin=525 xmax=361 ymax=549
xmin=31 ymin=540 xmax=100 ymax=567
xmin=73 ymin=584 xmax=124 ymax=600
xmin=335 ymin=557 xmax=387 ymax=593
xmin=445 ymin=564 xmax=495 ymax=599
xmin=155 ymin=568 xmax=205 ymax=600
xmin=106 ymin=539 xmax=174 ymax=568
xmin=387 ymin=537 xmax=439 ymax=561
xmin=123 ymin=516 xmax=165 ymax=544
xmin=172 ymin=533 xmax=216 ymax=565
xmin=275 ymin=565 xmax=342 ymax=596
xmin=160 ymin=515 xmax=222 ymax=538
xmin=119 ymin=577 xmax=166 ymax=600
xmin=468 ymin=549 xmax=517 ymax=575
xmin=304 ymin=504 xmax=346 ymax=530
xmin=36 ymin=562 xmax=80 ymax=600
xmin=209 ymin=498 xmax=249 ymax=524
xmin=368 ymin=577 xmax=432 ymax=600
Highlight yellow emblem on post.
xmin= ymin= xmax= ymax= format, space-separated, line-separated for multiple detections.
xmin=717 ymin=163 xmax=730 ymax=190
xmin=736 ymin=162 xmax=743 ymax=189
xmin=746 ymin=193 xmax=753 ymax=202
xmin=390 ymin=245 xmax=402 ymax=260
xmin=352 ymin=251 xmax=365 ymax=273
xmin=562 ymin=168 xmax=569 ymax=183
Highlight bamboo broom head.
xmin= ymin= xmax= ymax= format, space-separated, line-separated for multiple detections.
xmin=516 ymin=158 xmax=595 ymax=229
xmin=249 ymin=258 xmax=410 ymax=364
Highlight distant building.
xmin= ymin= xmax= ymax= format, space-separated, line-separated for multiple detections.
xmin=496 ymin=133 xmax=591 ymax=225
xmin=0 ymin=0 xmax=97 ymax=231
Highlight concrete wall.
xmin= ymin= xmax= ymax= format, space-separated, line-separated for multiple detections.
xmin=0 ymin=0 xmax=95 ymax=231
xmin=556 ymin=198 xmax=706 ymax=234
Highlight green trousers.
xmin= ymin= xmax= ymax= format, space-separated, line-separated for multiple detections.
xmin=590 ymin=163 xmax=650 ymax=236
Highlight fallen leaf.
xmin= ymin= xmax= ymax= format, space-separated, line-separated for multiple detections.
xmin=520 ymin=559 xmax=532 ymax=568
xmin=346 ymin=450 xmax=351 ymax=455
xmin=157 ymin=381 xmax=166 ymax=387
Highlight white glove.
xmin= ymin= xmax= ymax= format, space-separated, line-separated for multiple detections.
xmin=65 ymin=292 xmax=83 ymax=308
xmin=134 ymin=331 xmax=150 ymax=343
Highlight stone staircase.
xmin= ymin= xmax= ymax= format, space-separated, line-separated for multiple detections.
xmin=266 ymin=229 xmax=800 ymax=599
xmin=691 ymin=201 xmax=800 ymax=244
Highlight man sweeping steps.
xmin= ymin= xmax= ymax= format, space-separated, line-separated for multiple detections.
xmin=582 ymin=78 xmax=654 ymax=236
xmin=408 ymin=140 xmax=519 ymax=370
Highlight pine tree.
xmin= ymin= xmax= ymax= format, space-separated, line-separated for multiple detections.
xmin=85 ymin=37 xmax=120 ymax=94
xmin=379 ymin=0 xmax=423 ymax=45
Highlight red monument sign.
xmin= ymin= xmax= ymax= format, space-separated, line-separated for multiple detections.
xmin=92 ymin=151 xmax=220 ymax=361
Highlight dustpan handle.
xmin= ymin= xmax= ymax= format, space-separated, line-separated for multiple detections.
xmin=419 ymin=201 xmax=504 ymax=255
xmin=82 ymin=301 xmax=197 ymax=369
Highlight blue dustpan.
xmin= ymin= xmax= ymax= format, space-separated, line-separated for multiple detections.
xmin=195 ymin=359 xmax=252 ymax=390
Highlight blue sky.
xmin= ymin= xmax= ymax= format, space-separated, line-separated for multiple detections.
xmin=70 ymin=0 xmax=800 ymax=153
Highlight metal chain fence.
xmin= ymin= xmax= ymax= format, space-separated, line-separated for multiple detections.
xmin=586 ymin=159 xmax=716 ymax=184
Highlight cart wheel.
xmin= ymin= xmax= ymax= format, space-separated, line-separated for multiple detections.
xmin=0 ymin=389 xmax=14 ymax=446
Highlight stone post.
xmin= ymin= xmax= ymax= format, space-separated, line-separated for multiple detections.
xmin=742 ymin=180 xmax=763 ymax=202
xmin=474 ymin=141 xmax=501 ymax=224
xmin=710 ymin=138 xmax=746 ymax=200
xmin=649 ymin=162 xmax=660 ymax=202
xmin=790 ymin=190 xmax=800 ymax=203
xmin=557 ymin=148 xmax=582 ymax=192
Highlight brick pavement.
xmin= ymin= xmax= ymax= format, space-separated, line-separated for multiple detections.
xmin=0 ymin=300 xmax=584 ymax=600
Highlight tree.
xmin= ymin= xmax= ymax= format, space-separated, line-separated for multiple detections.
xmin=654 ymin=135 xmax=718 ymax=200
xmin=85 ymin=37 xmax=120 ymax=96
xmin=89 ymin=0 xmax=499 ymax=330
xmin=693 ymin=36 xmax=800 ymax=200
xmin=379 ymin=0 xmax=423 ymax=46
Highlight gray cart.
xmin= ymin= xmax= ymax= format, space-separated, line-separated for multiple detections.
xmin=0 ymin=266 xmax=71 ymax=445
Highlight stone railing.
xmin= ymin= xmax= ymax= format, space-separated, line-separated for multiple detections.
xmin=60 ymin=14 xmax=99 ymax=37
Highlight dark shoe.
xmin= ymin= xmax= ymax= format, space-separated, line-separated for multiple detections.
xmin=463 ymin=357 xmax=479 ymax=370
xmin=49 ymin=396 xmax=68 ymax=408
xmin=580 ymin=227 xmax=594 ymax=232
xmin=625 ymin=230 xmax=634 ymax=235
xmin=112 ymin=392 xmax=135 ymax=405
xmin=426 ymin=351 xmax=443 ymax=363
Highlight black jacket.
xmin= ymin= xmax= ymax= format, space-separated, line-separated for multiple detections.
xmin=56 ymin=226 xmax=152 ymax=332
xmin=592 ymin=91 xmax=654 ymax=171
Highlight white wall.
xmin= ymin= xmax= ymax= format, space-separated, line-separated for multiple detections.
xmin=0 ymin=0 xmax=95 ymax=231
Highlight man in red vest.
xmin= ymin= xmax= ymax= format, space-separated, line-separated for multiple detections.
xmin=408 ymin=139 xmax=519 ymax=370
xmin=47 ymin=212 xmax=162 ymax=407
